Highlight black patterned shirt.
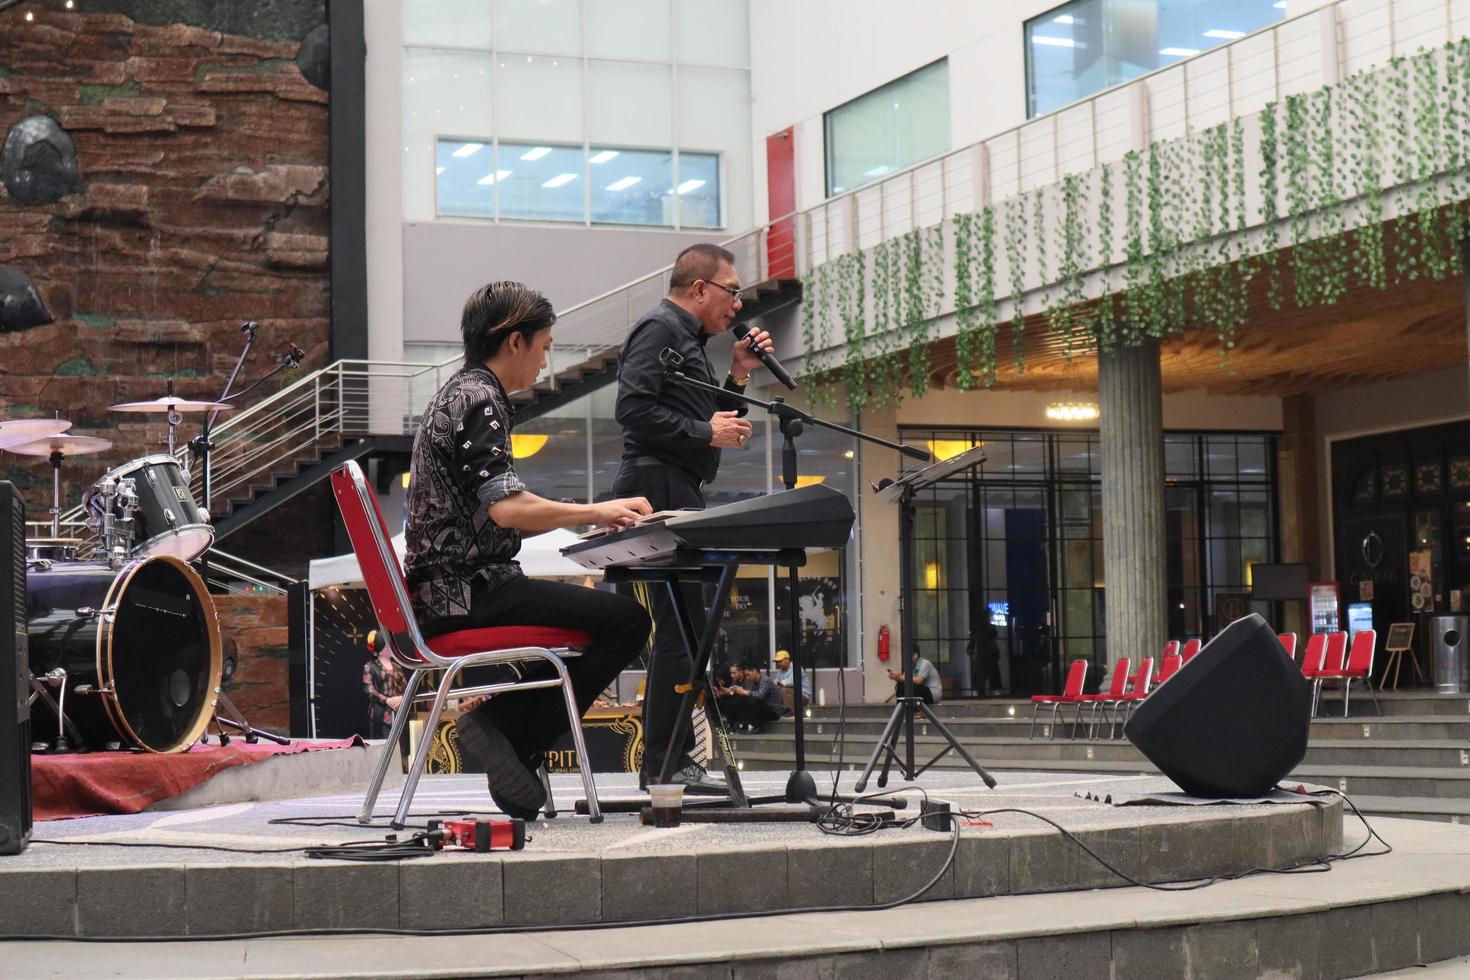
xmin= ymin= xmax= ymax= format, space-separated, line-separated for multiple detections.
xmin=404 ymin=364 xmax=527 ymax=623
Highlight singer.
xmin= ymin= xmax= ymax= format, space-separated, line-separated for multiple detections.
xmin=613 ymin=242 xmax=774 ymax=794
xmin=403 ymin=281 xmax=653 ymax=820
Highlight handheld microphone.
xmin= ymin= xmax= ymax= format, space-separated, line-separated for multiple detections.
xmin=732 ymin=323 xmax=797 ymax=390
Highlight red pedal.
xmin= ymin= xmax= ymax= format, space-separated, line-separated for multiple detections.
xmin=428 ymin=818 xmax=527 ymax=851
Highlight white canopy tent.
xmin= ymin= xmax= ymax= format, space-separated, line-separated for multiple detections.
xmin=307 ymin=527 xmax=597 ymax=589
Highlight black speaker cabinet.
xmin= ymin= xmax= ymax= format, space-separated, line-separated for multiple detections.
xmin=0 ymin=482 xmax=31 ymax=854
xmin=1124 ymin=613 xmax=1311 ymax=798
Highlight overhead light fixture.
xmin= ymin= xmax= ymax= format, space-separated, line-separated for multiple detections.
xmin=1031 ymin=36 xmax=1077 ymax=48
xmin=1045 ymin=401 xmax=1100 ymax=422
xmin=924 ymin=560 xmax=941 ymax=589
xmin=862 ymin=165 xmax=891 ymax=177
xmin=451 ymin=143 xmax=484 ymax=158
xmin=1053 ymin=14 xmax=1074 ymax=24
xmin=606 ymin=176 xmax=641 ymax=191
xmin=926 ymin=439 xmax=983 ymax=462
xmin=476 ymin=169 xmax=511 ymax=185
xmin=1273 ymin=1 xmax=1288 ymax=8
xmin=542 ymin=173 xmax=578 ymax=188
xmin=589 ymin=150 xmax=619 ymax=164
xmin=676 ymin=178 xmax=706 ymax=194
xmin=1159 ymin=47 xmax=1201 ymax=57
xmin=510 ymin=433 xmax=549 ymax=458
xmin=435 ymin=166 xmax=446 ymax=175
xmin=1203 ymin=29 xmax=1245 ymax=39
xmin=794 ymin=475 xmax=826 ymax=489
xmin=520 ymin=146 xmax=552 ymax=161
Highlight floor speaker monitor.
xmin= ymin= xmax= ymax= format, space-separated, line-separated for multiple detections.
xmin=0 ymin=481 xmax=31 ymax=855
xmin=1124 ymin=613 xmax=1310 ymax=798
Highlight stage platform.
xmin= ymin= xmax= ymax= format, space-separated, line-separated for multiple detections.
xmin=6 ymin=763 xmax=1470 ymax=977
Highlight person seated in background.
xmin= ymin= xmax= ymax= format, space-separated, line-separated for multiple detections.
xmin=888 ymin=646 xmax=943 ymax=706
xmin=719 ymin=662 xmax=784 ymax=733
xmin=772 ymin=649 xmax=810 ymax=714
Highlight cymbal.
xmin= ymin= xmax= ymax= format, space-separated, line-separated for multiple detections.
xmin=0 ymin=418 xmax=71 ymax=447
xmin=2 ymin=433 xmax=114 ymax=457
xmin=109 ymin=395 xmax=234 ymax=413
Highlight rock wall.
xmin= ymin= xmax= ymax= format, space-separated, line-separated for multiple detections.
xmin=0 ymin=3 xmax=330 ymax=513
xmin=215 ymin=592 xmax=290 ymax=732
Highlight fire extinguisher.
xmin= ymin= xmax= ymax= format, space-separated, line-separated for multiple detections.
xmin=876 ymin=624 xmax=891 ymax=662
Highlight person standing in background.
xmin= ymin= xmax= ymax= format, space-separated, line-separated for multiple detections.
xmin=362 ymin=629 xmax=406 ymax=739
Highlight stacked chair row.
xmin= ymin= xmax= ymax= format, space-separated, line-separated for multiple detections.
xmin=1293 ymin=629 xmax=1380 ymax=717
xmin=1027 ymin=631 xmax=1300 ymax=739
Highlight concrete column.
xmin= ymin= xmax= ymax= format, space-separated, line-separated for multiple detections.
xmin=1098 ymin=339 xmax=1167 ymax=673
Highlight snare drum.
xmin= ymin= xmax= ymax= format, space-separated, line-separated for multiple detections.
xmin=93 ymin=455 xmax=213 ymax=561
xmin=25 ymin=555 xmax=222 ymax=753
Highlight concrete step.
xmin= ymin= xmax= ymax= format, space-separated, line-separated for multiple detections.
xmin=1348 ymin=796 xmax=1470 ymax=824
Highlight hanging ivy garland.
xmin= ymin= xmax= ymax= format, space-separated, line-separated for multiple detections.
xmin=792 ymin=41 xmax=1470 ymax=413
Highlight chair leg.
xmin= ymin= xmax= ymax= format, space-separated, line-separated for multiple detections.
xmin=358 ymin=668 xmax=424 ymax=825
xmin=1342 ymin=679 xmax=1351 ymax=718
xmin=1047 ymin=703 xmax=1061 ymax=739
xmin=1368 ymin=676 xmax=1383 ymax=716
xmin=393 ymin=663 xmax=464 ymax=830
xmin=1029 ymin=703 xmax=1041 ymax=739
xmin=538 ymin=765 xmax=556 ymax=819
xmin=1310 ymin=679 xmax=1322 ymax=719
xmin=547 ymin=652 xmax=602 ymax=823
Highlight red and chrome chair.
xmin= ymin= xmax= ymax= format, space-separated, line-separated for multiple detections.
xmin=1315 ymin=629 xmax=1380 ymax=717
xmin=1029 ymin=659 xmax=1088 ymax=738
xmin=1071 ymin=658 xmax=1130 ymax=740
xmin=1307 ymin=632 xmax=1349 ymax=718
xmin=330 ymin=460 xmax=602 ymax=827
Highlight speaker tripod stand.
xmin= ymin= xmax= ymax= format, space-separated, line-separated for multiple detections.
xmin=855 ymin=445 xmax=998 ymax=792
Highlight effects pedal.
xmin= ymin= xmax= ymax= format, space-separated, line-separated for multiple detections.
xmin=426 ymin=817 xmax=527 ymax=852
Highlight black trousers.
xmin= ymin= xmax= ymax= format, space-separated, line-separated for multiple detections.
xmin=721 ymin=695 xmax=781 ymax=729
xmin=894 ymin=683 xmax=936 ymax=704
xmin=612 ymin=460 xmax=707 ymax=776
xmin=420 ymin=575 xmax=650 ymax=759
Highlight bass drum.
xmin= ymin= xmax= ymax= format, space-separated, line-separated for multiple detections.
xmin=25 ymin=555 xmax=222 ymax=753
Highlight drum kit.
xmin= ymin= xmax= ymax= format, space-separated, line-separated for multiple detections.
xmin=2 ymin=391 xmax=282 ymax=755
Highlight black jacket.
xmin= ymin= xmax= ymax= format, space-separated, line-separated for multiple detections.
xmin=615 ymin=298 xmax=747 ymax=485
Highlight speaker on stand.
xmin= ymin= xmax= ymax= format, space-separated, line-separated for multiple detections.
xmin=0 ymin=482 xmax=33 ymax=855
xmin=1124 ymin=613 xmax=1311 ymax=799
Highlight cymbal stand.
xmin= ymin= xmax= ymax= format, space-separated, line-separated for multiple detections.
xmin=46 ymin=449 xmax=63 ymax=537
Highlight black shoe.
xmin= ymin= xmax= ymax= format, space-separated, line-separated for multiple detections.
xmin=455 ymin=710 xmax=546 ymax=820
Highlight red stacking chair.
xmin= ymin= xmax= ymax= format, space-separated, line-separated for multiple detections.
xmin=1179 ymin=639 xmax=1202 ymax=664
xmin=1106 ymin=657 xmax=1155 ymax=738
xmin=1308 ymin=632 xmax=1349 ymax=718
xmin=1154 ymin=651 xmax=1184 ymax=685
xmin=1030 ymin=659 xmax=1088 ymax=739
xmin=1300 ymin=632 xmax=1327 ymax=681
xmin=1277 ymin=633 xmax=1297 ymax=662
xmin=1070 ymin=658 xmax=1130 ymax=739
xmin=1316 ymin=630 xmax=1380 ymax=717
xmin=330 ymin=460 xmax=604 ymax=827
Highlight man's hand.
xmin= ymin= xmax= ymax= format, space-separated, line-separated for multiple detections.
xmin=709 ymin=410 xmax=753 ymax=448
xmin=387 ymin=696 xmax=403 ymax=710
xmin=589 ymin=496 xmax=652 ymax=529
xmin=731 ymin=326 xmax=773 ymax=378
xmin=886 ymin=670 xmax=901 ymax=683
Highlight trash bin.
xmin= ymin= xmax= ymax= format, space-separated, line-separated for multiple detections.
xmin=1430 ymin=615 xmax=1469 ymax=694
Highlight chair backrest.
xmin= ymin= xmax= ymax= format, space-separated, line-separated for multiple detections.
xmin=1345 ymin=629 xmax=1376 ymax=675
xmin=1131 ymin=657 xmax=1155 ymax=695
xmin=1180 ymin=639 xmax=1202 ymax=663
xmin=1156 ymin=653 xmax=1183 ymax=683
xmin=330 ymin=461 xmax=427 ymax=665
xmin=1301 ymin=632 xmax=1328 ymax=674
xmin=1321 ymin=632 xmax=1348 ymax=674
xmin=1162 ymin=639 xmax=1181 ymax=659
xmin=1277 ymin=632 xmax=1297 ymax=660
xmin=1061 ymin=659 xmax=1088 ymax=697
xmin=1105 ymin=658 xmax=1132 ymax=697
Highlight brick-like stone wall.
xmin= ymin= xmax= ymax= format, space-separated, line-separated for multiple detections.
xmin=0 ymin=4 xmax=330 ymax=513
xmin=215 ymin=592 xmax=290 ymax=732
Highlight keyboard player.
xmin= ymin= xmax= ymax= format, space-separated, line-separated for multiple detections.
xmin=613 ymin=243 xmax=773 ymax=794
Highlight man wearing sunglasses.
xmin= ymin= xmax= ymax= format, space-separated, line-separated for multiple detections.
xmin=613 ymin=242 xmax=774 ymax=795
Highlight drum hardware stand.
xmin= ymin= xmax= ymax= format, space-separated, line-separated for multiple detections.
xmin=652 ymin=356 xmax=940 ymax=810
xmin=28 ymin=669 xmax=83 ymax=752
xmin=203 ymin=690 xmax=291 ymax=746
xmin=854 ymin=446 xmax=997 ymax=793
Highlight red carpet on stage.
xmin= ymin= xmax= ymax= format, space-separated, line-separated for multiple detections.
xmin=32 ymin=737 xmax=363 ymax=821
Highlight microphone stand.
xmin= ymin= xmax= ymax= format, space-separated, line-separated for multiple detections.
xmin=663 ymin=363 xmax=932 ymax=804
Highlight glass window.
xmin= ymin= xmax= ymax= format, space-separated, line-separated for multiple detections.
xmin=493 ymin=0 xmax=581 ymax=55
xmin=587 ymin=0 xmax=671 ymax=61
xmin=403 ymin=0 xmax=493 ymax=48
xmin=825 ymin=59 xmax=950 ymax=197
xmin=436 ymin=138 xmax=498 ymax=218
xmin=676 ymin=0 xmax=750 ymax=67
xmin=1025 ymin=0 xmax=1287 ymax=118
xmin=497 ymin=142 xmax=584 ymax=222
xmin=404 ymin=49 xmax=494 ymax=221
xmin=676 ymin=152 xmax=721 ymax=228
xmin=587 ymin=61 xmax=673 ymax=148
xmin=591 ymin=147 xmax=674 ymax=226
xmin=494 ymin=56 xmax=582 ymax=143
